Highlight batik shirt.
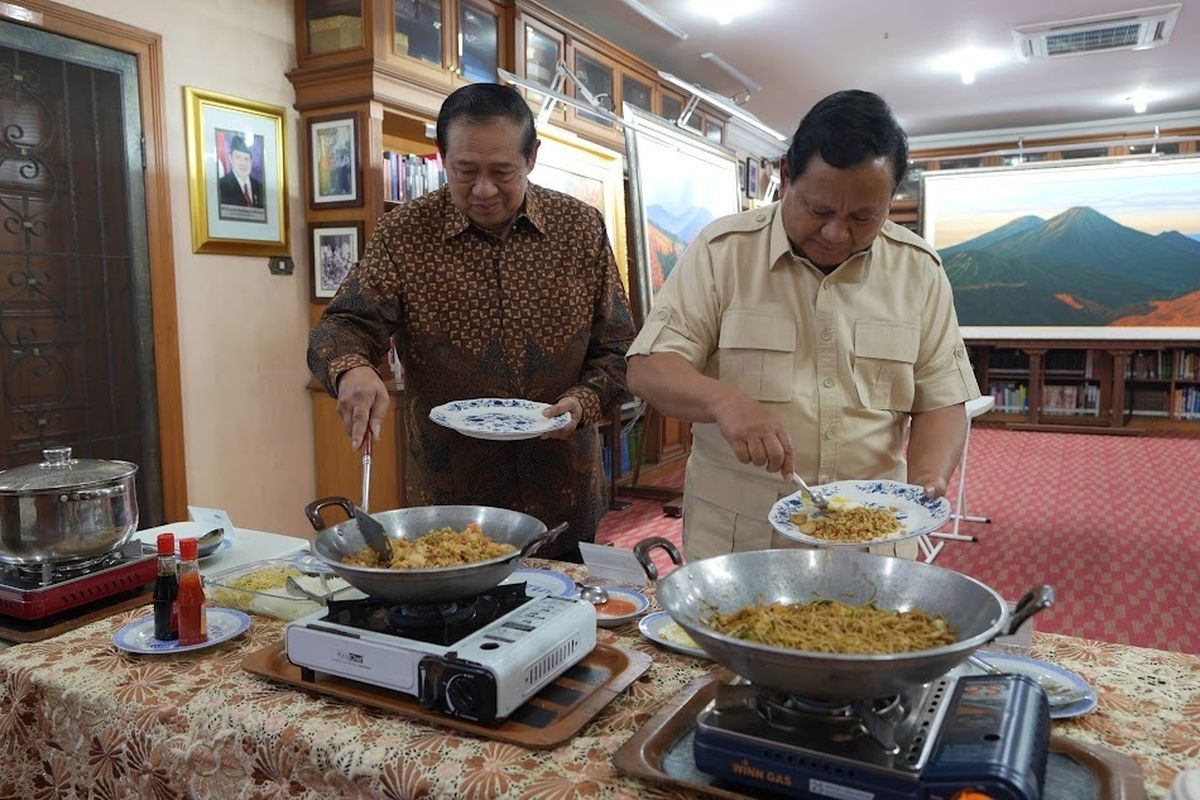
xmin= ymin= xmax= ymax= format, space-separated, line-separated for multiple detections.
xmin=308 ymin=184 xmax=634 ymax=559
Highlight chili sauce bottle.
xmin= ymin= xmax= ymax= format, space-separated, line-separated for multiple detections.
xmin=176 ymin=537 xmax=208 ymax=646
xmin=152 ymin=532 xmax=179 ymax=641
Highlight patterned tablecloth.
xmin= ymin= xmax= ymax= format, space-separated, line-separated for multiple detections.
xmin=0 ymin=559 xmax=1196 ymax=799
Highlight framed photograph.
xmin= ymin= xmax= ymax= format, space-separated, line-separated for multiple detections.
xmin=528 ymin=126 xmax=629 ymax=291
xmin=308 ymin=112 xmax=361 ymax=208
xmin=746 ymin=157 xmax=760 ymax=199
xmin=623 ymin=104 xmax=742 ymax=320
xmin=311 ymin=222 xmax=363 ymax=301
xmin=184 ymin=87 xmax=288 ymax=256
xmin=922 ymin=156 xmax=1200 ymax=340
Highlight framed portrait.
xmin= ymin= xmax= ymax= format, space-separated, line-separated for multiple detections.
xmin=308 ymin=112 xmax=361 ymax=208
xmin=746 ymin=157 xmax=760 ymax=199
xmin=311 ymin=222 xmax=363 ymax=301
xmin=623 ymin=104 xmax=742 ymax=320
xmin=528 ymin=125 xmax=629 ymax=291
xmin=922 ymin=156 xmax=1200 ymax=340
xmin=184 ymin=87 xmax=288 ymax=256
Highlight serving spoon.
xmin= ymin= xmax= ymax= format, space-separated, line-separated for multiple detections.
xmin=790 ymin=473 xmax=830 ymax=511
xmin=574 ymin=581 xmax=610 ymax=605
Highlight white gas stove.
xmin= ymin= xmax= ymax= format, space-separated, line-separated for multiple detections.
xmin=285 ymin=582 xmax=596 ymax=723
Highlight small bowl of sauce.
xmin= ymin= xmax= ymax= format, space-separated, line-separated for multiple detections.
xmin=589 ymin=586 xmax=650 ymax=628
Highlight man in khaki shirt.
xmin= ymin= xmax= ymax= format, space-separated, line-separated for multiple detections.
xmin=627 ymin=90 xmax=980 ymax=561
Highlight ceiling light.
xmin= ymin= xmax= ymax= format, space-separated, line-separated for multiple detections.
xmin=691 ymin=0 xmax=763 ymax=25
xmin=1128 ymin=91 xmax=1153 ymax=113
xmin=700 ymin=52 xmax=761 ymax=93
xmin=617 ymin=0 xmax=688 ymax=40
xmin=932 ymin=46 xmax=1007 ymax=85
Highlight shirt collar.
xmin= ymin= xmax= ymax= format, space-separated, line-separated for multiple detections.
xmin=767 ymin=201 xmax=872 ymax=283
xmin=440 ymin=183 xmax=549 ymax=242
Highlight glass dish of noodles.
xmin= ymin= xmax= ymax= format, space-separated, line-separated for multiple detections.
xmin=768 ymin=479 xmax=951 ymax=547
xmin=204 ymin=558 xmax=356 ymax=620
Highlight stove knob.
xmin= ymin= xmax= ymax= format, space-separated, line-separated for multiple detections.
xmin=445 ymin=673 xmax=482 ymax=715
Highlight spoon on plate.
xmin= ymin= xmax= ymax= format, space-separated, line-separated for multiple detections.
xmin=790 ymin=473 xmax=830 ymax=511
xmin=967 ymin=654 xmax=1091 ymax=706
xmin=575 ymin=581 xmax=610 ymax=605
xmin=196 ymin=527 xmax=225 ymax=557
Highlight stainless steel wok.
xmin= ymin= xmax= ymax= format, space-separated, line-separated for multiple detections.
xmin=634 ymin=537 xmax=1052 ymax=703
xmin=305 ymin=497 xmax=566 ymax=603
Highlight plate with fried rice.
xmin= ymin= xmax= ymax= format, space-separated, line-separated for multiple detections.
xmin=768 ymin=479 xmax=950 ymax=547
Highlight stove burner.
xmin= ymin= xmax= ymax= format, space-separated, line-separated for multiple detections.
xmin=321 ymin=582 xmax=533 ymax=647
xmin=9 ymin=550 xmax=126 ymax=584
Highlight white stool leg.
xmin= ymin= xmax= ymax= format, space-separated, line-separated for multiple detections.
xmin=930 ymin=411 xmax=981 ymax=543
xmin=918 ymin=534 xmax=943 ymax=563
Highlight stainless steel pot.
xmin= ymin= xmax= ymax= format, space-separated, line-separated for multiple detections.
xmin=0 ymin=447 xmax=139 ymax=565
xmin=634 ymin=537 xmax=1052 ymax=703
xmin=305 ymin=497 xmax=567 ymax=602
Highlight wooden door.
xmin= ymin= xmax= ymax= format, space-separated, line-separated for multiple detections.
xmin=0 ymin=22 xmax=165 ymax=523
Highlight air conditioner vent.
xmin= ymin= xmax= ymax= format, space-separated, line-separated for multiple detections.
xmin=1013 ymin=4 xmax=1180 ymax=59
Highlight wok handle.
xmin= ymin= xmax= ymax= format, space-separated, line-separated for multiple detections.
xmin=633 ymin=536 xmax=682 ymax=582
xmin=519 ymin=522 xmax=569 ymax=558
xmin=1006 ymin=585 xmax=1055 ymax=635
xmin=304 ymin=496 xmax=356 ymax=531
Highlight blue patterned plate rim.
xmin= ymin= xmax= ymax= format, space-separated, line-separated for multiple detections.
xmin=112 ymin=607 xmax=252 ymax=655
xmin=972 ymin=650 xmax=1098 ymax=720
xmin=639 ymin=610 xmax=709 ymax=659
xmin=500 ymin=568 xmax=576 ymax=598
xmin=768 ymin=479 xmax=951 ymax=547
xmin=428 ymin=397 xmax=570 ymax=439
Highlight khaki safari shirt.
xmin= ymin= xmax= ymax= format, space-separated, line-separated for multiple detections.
xmin=627 ymin=203 xmax=980 ymax=557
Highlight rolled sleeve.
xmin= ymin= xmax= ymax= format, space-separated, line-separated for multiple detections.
xmin=626 ymin=239 xmax=720 ymax=370
xmin=912 ymin=267 xmax=980 ymax=412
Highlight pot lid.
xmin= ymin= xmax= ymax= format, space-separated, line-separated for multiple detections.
xmin=0 ymin=447 xmax=138 ymax=493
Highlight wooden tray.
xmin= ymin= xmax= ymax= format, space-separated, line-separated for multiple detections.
xmin=614 ymin=675 xmax=1148 ymax=800
xmin=242 ymin=640 xmax=651 ymax=749
xmin=0 ymin=589 xmax=153 ymax=643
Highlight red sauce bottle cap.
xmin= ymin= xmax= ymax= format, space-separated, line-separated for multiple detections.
xmin=156 ymin=532 xmax=175 ymax=555
xmin=179 ymin=538 xmax=199 ymax=560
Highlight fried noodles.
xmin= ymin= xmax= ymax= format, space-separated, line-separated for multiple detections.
xmin=342 ymin=523 xmax=516 ymax=569
xmin=788 ymin=506 xmax=902 ymax=542
xmin=706 ymin=599 xmax=955 ymax=654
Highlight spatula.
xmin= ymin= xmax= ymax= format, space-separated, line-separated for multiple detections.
xmin=354 ymin=434 xmax=391 ymax=559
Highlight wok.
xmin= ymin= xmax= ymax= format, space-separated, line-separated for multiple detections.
xmin=634 ymin=537 xmax=1052 ymax=703
xmin=305 ymin=497 xmax=567 ymax=603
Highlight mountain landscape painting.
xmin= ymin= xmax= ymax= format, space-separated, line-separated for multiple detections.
xmin=921 ymin=158 xmax=1200 ymax=335
xmin=624 ymin=105 xmax=741 ymax=318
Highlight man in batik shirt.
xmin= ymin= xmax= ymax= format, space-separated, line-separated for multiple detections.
xmin=308 ymin=83 xmax=635 ymax=562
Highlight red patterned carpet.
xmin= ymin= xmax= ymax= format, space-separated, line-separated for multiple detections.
xmin=597 ymin=427 xmax=1200 ymax=654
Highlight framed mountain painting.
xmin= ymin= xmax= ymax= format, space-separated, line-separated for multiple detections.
xmin=623 ymin=104 xmax=742 ymax=322
xmin=922 ymin=157 xmax=1200 ymax=340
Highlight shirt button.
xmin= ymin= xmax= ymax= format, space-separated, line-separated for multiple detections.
xmin=822 ymin=377 xmax=834 ymax=388
xmin=824 ymin=426 xmax=835 ymax=440
xmin=755 ymin=214 xmax=766 ymax=222
xmin=821 ymin=328 xmax=833 ymax=341
xmin=822 ymin=281 xmax=832 ymax=290
xmin=954 ymin=346 xmax=966 ymax=358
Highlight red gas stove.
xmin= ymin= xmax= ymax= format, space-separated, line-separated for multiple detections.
xmin=0 ymin=540 xmax=157 ymax=621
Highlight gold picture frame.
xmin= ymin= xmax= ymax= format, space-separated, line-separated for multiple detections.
xmin=184 ymin=87 xmax=289 ymax=256
xmin=528 ymin=126 xmax=630 ymax=291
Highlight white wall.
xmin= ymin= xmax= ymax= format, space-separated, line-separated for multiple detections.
xmin=58 ymin=0 xmax=315 ymax=536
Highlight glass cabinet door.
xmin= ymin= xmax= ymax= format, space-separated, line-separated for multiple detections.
xmin=393 ymin=0 xmax=443 ymax=66
xmin=459 ymin=2 xmax=498 ymax=82
xmin=306 ymin=0 xmax=364 ymax=55
xmin=622 ymin=75 xmax=652 ymax=114
xmin=661 ymin=93 xmax=683 ymax=124
xmin=524 ymin=23 xmax=560 ymax=92
xmin=574 ymin=50 xmax=614 ymax=127
xmin=705 ymin=118 xmax=724 ymax=144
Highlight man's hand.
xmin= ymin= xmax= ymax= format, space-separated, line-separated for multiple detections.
xmin=911 ymin=474 xmax=949 ymax=501
xmin=336 ymin=366 xmax=390 ymax=453
xmin=540 ymin=396 xmax=583 ymax=440
xmin=711 ymin=393 xmax=794 ymax=479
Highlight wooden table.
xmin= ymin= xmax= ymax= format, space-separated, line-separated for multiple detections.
xmin=0 ymin=559 xmax=1195 ymax=799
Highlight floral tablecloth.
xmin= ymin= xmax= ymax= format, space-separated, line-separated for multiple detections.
xmin=0 ymin=559 xmax=1196 ymax=799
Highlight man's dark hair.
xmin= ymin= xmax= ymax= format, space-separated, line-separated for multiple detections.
xmin=436 ymin=83 xmax=537 ymax=158
xmin=785 ymin=90 xmax=909 ymax=190
xmin=229 ymin=135 xmax=252 ymax=157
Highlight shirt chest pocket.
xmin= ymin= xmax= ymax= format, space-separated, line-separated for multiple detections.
xmin=853 ymin=320 xmax=919 ymax=411
xmin=717 ymin=310 xmax=796 ymax=403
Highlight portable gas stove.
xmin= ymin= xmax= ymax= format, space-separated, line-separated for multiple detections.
xmin=693 ymin=672 xmax=1050 ymax=799
xmin=285 ymin=582 xmax=596 ymax=724
xmin=0 ymin=539 xmax=157 ymax=621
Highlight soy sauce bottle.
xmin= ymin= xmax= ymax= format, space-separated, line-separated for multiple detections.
xmin=152 ymin=532 xmax=179 ymax=641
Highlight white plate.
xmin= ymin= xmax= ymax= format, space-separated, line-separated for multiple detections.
xmin=639 ymin=611 xmax=709 ymax=659
xmin=769 ymin=479 xmax=951 ymax=547
xmin=429 ymin=398 xmax=570 ymax=441
xmin=585 ymin=587 xmax=650 ymax=628
xmin=968 ymin=651 xmax=1098 ymax=719
xmin=112 ymin=607 xmax=251 ymax=655
xmin=501 ymin=568 xmax=576 ymax=597
xmin=134 ymin=521 xmax=232 ymax=558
